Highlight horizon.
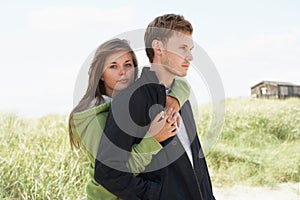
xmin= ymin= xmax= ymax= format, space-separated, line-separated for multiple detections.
xmin=0 ymin=0 xmax=299 ymax=118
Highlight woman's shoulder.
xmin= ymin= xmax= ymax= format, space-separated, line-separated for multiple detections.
xmin=72 ymin=101 xmax=111 ymax=120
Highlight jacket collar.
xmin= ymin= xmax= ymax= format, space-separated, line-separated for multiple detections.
xmin=140 ymin=67 xmax=175 ymax=89
xmin=140 ymin=67 xmax=160 ymax=84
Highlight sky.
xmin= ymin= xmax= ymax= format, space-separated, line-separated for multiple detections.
xmin=0 ymin=0 xmax=299 ymax=118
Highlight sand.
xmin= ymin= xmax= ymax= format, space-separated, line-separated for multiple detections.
xmin=213 ymin=183 xmax=300 ymax=200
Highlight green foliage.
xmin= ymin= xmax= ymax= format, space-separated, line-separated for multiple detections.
xmin=0 ymin=98 xmax=299 ymax=199
xmin=0 ymin=114 xmax=89 ymax=199
xmin=199 ymin=98 xmax=300 ymax=187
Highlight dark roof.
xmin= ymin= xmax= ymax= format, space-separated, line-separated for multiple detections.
xmin=251 ymin=81 xmax=300 ymax=89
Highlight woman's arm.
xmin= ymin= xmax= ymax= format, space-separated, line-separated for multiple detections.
xmin=126 ymin=77 xmax=191 ymax=173
xmin=71 ymin=77 xmax=191 ymax=173
xmin=168 ymin=76 xmax=191 ymax=107
xmin=126 ymin=111 xmax=177 ymax=173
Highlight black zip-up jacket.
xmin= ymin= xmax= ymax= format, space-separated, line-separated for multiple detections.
xmin=95 ymin=67 xmax=215 ymax=200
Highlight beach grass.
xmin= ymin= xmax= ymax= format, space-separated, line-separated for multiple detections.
xmin=1 ymin=98 xmax=299 ymax=199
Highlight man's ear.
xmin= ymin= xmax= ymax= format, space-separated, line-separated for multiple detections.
xmin=152 ymin=39 xmax=164 ymax=55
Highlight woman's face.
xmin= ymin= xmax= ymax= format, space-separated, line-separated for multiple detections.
xmin=101 ymin=50 xmax=135 ymax=97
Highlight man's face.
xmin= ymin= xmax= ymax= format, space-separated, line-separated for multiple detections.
xmin=162 ymin=32 xmax=194 ymax=77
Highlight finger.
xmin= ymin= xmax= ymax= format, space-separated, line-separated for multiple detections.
xmin=177 ymin=115 xmax=181 ymax=128
xmin=168 ymin=123 xmax=177 ymax=132
xmin=171 ymin=112 xmax=180 ymax=128
xmin=171 ymin=112 xmax=179 ymax=122
xmin=154 ymin=111 xmax=165 ymax=122
xmin=166 ymin=108 xmax=173 ymax=117
xmin=167 ymin=112 xmax=179 ymax=125
xmin=168 ymin=128 xmax=177 ymax=137
xmin=166 ymin=108 xmax=174 ymax=122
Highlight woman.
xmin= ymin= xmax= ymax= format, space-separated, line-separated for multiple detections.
xmin=68 ymin=38 xmax=190 ymax=199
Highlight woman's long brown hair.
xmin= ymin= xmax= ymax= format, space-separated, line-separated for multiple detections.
xmin=68 ymin=38 xmax=138 ymax=149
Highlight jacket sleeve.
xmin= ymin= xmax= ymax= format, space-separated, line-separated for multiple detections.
xmin=168 ymin=76 xmax=190 ymax=107
xmin=126 ymin=132 xmax=162 ymax=174
xmin=94 ymin=90 xmax=162 ymax=200
xmin=126 ymin=76 xmax=190 ymax=174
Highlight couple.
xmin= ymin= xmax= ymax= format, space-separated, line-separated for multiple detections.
xmin=69 ymin=14 xmax=215 ymax=200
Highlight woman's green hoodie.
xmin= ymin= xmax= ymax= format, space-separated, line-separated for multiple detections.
xmin=70 ymin=77 xmax=190 ymax=199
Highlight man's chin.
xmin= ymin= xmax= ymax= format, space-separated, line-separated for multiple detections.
xmin=177 ymin=71 xmax=188 ymax=77
xmin=165 ymin=67 xmax=188 ymax=77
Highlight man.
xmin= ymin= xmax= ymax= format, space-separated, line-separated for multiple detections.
xmin=95 ymin=14 xmax=215 ymax=200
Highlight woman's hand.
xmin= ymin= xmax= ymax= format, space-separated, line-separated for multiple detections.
xmin=165 ymin=96 xmax=181 ymax=128
xmin=148 ymin=111 xmax=178 ymax=142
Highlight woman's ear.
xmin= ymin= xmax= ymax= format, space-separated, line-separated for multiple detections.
xmin=152 ymin=39 xmax=164 ymax=55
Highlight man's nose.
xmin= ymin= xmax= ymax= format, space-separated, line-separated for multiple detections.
xmin=186 ymin=51 xmax=193 ymax=61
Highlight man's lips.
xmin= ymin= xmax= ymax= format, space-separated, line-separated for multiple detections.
xmin=182 ymin=63 xmax=190 ymax=69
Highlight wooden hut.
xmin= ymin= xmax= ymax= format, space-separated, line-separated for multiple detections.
xmin=251 ymin=81 xmax=300 ymax=99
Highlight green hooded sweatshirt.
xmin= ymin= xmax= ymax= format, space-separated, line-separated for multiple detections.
xmin=71 ymin=77 xmax=190 ymax=200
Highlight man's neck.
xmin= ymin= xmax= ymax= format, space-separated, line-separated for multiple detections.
xmin=150 ymin=63 xmax=175 ymax=89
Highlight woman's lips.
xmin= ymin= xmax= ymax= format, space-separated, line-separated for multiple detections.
xmin=118 ymin=79 xmax=128 ymax=83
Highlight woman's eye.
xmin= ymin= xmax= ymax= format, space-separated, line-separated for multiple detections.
xmin=125 ymin=63 xmax=132 ymax=67
xmin=109 ymin=65 xmax=117 ymax=69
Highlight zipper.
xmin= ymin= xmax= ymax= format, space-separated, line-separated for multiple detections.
xmin=192 ymin=167 xmax=204 ymax=200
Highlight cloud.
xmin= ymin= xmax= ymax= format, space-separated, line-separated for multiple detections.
xmin=209 ymin=28 xmax=300 ymax=66
xmin=28 ymin=6 xmax=135 ymax=32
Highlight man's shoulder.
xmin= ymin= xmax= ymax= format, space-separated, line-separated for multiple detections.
xmin=116 ymin=75 xmax=163 ymax=103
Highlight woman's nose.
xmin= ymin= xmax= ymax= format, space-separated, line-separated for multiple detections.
xmin=119 ymin=66 xmax=126 ymax=75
